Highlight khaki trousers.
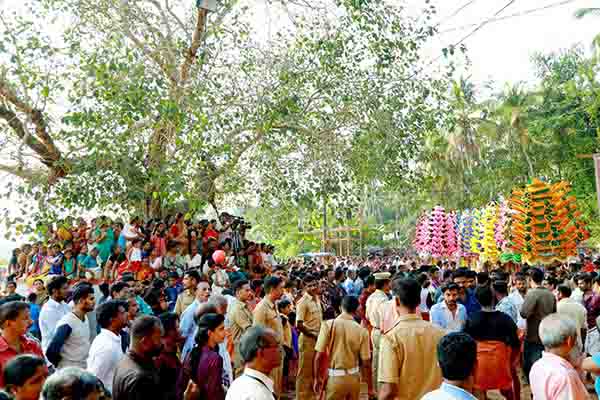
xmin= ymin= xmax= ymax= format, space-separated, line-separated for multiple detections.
xmin=296 ymin=334 xmax=317 ymax=400
xmin=371 ymin=329 xmax=381 ymax=392
xmin=326 ymin=374 xmax=361 ymax=400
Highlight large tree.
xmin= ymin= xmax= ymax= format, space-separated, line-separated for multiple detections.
xmin=0 ymin=0 xmax=449 ymax=236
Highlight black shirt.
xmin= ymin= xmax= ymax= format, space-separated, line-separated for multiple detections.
xmin=113 ymin=352 xmax=165 ymax=400
xmin=464 ymin=310 xmax=520 ymax=349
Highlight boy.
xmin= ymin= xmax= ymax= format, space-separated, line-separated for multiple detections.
xmin=278 ymin=299 xmax=294 ymax=391
xmin=165 ymin=272 xmax=182 ymax=312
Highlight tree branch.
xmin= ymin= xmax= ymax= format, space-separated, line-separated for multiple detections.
xmin=118 ymin=2 xmax=177 ymax=83
xmin=0 ymin=79 xmax=69 ymax=182
xmin=0 ymin=162 xmax=44 ymax=182
xmin=0 ymin=103 xmax=62 ymax=170
xmin=164 ymin=0 xmax=189 ymax=35
xmin=180 ymin=7 xmax=208 ymax=84
xmin=0 ymin=80 xmax=61 ymax=158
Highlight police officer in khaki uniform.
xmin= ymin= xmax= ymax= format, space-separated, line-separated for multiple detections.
xmin=229 ymin=279 xmax=254 ymax=377
xmin=378 ymin=278 xmax=444 ymax=400
xmin=253 ymin=276 xmax=285 ymax=397
xmin=314 ymin=295 xmax=373 ymax=400
xmin=295 ymin=275 xmax=323 ymax=400
xmin=365 ymin=272 xmax=391 ymax=391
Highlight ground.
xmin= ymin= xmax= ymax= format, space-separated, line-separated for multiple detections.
xmin=281 ymin=370 xmax=600 ymax=399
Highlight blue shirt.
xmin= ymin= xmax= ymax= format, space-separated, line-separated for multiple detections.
xmin=49 ymin=253 xmax=64 ymax=275
xmin=495 ymin=296 xmax=519 ymax=324
xmin=593 ymin=353 xmax=600 ymax=397
xmin=118 ymin=234 xmax=126 ymax=251
xmin=430 ymin=301 xmax=468 ymax=332
xmin=180 ymin=299 xmax=200 ymax=360
xmin=136 ymin=296 xmax=153 ymax=315
xmin=165 ymin=284 xmax=182 ymax=312
xmin=28 ymin=303 xmax=41 ymax=336
xmin=81 ymin=255 xmax=98 ymax=270
xmin=342 ymin=278 xmax=363 ymax=297
xmin=421 ymin=382 xmax=478 ymax=400
xmin=460 ymin=288 xmax=481 ymax=316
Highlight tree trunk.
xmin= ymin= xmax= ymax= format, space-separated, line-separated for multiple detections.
xmin=144 ymin=125 xmax=170 ymax=219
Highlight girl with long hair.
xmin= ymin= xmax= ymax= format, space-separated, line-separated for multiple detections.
xmin=177 ymin=313 xmax=227 ymax=400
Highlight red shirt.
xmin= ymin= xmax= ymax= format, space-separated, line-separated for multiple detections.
xmin=203 ymin=229 xmax=218 ymax=240
xmin=0 ymin=334 xmax=44 ymax=387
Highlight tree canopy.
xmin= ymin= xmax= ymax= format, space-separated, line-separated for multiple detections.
xmin=0 ymin=0 xmax=450 ymax=238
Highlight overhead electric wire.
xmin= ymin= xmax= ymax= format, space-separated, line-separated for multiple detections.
xmin=408 ymin=0 xmax=517 ymax=78
xmin=388 ymin=0 xmax=573 ymax=89
xmin=452 ymin=0 xmax=516 ymax=48
xmin=435 ymin=0 xmax=479 ymax=28
xmin=439 ymin=0 xmax=579 ymax=35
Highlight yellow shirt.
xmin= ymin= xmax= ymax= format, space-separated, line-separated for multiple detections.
xmin=378 ymin=314 xmax=444 ymax=400
xmin=366 ymin=289 xmax=388 ymax=329
xmin=315 ymin=313 xmax=370 ymax=370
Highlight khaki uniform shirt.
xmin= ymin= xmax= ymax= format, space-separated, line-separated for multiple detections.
xmin=174 ymin=289 xmax=196 ymax=316
xmin=281 ymin=315 xmax=292 ymax=348
xmin=366 ymin=290 xmax=388 ymax=330
xmin=296 ymin=292 xmax=323 ymax=337
xmin=253 ymin=297 xmax=284 ymax=343
xmin=378 ymin=314 xmax=445 ymax=400
xmin=315 ymin=313 xmax=370 ymax=370
xmin=229 ymin=299 xmax=254 ymax=343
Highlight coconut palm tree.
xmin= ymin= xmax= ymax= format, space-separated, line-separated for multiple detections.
xmin=491 ymin=84 xmax=540 ymax=179
xmin=574 ymin=8 xmax=600 ymax=53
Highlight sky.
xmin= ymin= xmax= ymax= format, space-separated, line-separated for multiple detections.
xmin=421 ymin=0 xmax=599 ymax=89
xmin=0 ymin=0 xmax=599 ymax=259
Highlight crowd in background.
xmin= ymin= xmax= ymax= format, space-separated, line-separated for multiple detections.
xmin=1 ymin=214 xmax=600 ymax=400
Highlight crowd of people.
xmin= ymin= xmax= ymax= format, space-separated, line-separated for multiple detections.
xmin=2 ymin=213 xmax=600 ymax=399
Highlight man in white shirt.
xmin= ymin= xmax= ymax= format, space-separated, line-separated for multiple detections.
xmin=39 ymin=276 xmax=71 ymax=353
xmin=556 ymin=285 xmax=587 ymax=358
xmin=430 ymin=283 xmax=467 ymax=333
xmin=187 ymin=246 xmax=203 ymax=269
xmin=87 ymin=300 xmax=128 ymax=394
xmin=226 ymin=325 xmax=280 ymax=400
xmin=46 ymin=284 xmax=95 ymax=369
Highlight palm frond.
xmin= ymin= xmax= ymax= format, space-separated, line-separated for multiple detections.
xmin=574 ymin=8 xmax=600 ymax=19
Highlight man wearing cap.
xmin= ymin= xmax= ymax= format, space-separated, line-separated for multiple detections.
xmin=343 ymin=266 xmax=363 ymax=297
xmin=365 ymin=271 xmax=391 ymax=391
xmin=295 ymin=275 xmax=323 ymax=400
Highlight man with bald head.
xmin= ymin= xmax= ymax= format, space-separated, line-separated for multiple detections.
xmin=529 ymin=313 xmax=588 ymax=400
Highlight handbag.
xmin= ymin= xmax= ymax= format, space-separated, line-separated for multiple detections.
xmin=316 ymin=320 xmax=336 ymax=400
